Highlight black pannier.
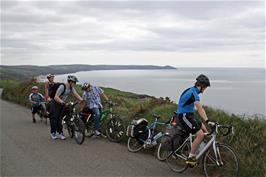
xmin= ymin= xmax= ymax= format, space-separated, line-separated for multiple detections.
xmin=161 ymin=124 xmax=188 ymax=151
xmin=127 ymin=118 xmax=149 ymax=144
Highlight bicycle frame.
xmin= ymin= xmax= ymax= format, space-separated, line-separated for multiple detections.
xmin=148 ymin=118 xmax=166 ymax=138
xmin=173 ymin=127 xmax=224 ymax=166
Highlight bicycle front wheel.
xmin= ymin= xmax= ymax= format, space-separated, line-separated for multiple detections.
xmin=127 ymin=137 xmax=144 ymax=153
xmin=203 ymin=143 xmax=239 ymax=177
xmin=166 ymin=141 xmax=190 ymax=173
xmin=105 ymin=117 xmax=125 ymax=143
xmin=73 ymin=117 xmax=86 ymax=145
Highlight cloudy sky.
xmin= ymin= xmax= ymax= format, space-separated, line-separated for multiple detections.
xmin=1 ymin=0 xmax=265 ymax=68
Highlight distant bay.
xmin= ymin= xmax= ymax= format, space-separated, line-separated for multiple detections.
xmin=52 ymin=68 xmax=265 ymax=116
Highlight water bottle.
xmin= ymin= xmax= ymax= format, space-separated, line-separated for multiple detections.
xmin=197 ymin=141 xmax=206 ymax=154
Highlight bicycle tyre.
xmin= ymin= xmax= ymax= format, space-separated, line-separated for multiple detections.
xmin=127 ymin=137 xmax=144 ymax=153
xmin=73 ymin=117 xmax=86 ymax=145
xmin=166 ymin=141 xmax=190 ymax=173
xmin=203 ymin=143 xmax=239 ymax=177
xmin=105 ymin=117 xmax=125 ymax=143
xmin=156 ymin=142 xmax=172 ymax=161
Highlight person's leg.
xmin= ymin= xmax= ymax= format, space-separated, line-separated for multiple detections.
xmin=31 ymin=107 xmax=37 ymax=123
xmin=190 ymin=129 xmax=205 ymax=155
xmin=92 ymin=108 xmax=101 ymax=133
xmin=32 ymin=114 xmax=36 ymax=123
xmin=49 ymin=101 xmax=58 ymax=138
xmin=56 ymin=106 xmax=66 ymax=140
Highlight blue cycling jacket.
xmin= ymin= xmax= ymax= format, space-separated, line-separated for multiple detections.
xmin=177 ymin=86 xmax=200 ymax=113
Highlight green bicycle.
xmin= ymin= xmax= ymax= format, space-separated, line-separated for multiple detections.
xmin=80 ymin=102 xmax=125 ymax=143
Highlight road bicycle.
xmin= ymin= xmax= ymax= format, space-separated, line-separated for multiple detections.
xmin=62 ymin=101 xmax=86 ymax=145
xmin=127 ymin=114 xmax=168 ymax=160
xmin=80 ymin=102 xmax=125 ymax=143
xmin=166 ymin=122 xmax=239 ymax=177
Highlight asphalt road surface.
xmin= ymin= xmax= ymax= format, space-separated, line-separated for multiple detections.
xmin=1 ymin=96 xmax=203 ymax=177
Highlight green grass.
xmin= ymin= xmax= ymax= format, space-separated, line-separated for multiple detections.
xmin=1 ymin=80 xmax=266 ymax=177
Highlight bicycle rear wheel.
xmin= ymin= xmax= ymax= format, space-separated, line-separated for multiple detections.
xmin=156 ymin=142 xmax=171 ymax=161
xmin=166 ymin=141 xmax=190 ymax=173
xmin=203 ymin=143 xmax=239 ymax=177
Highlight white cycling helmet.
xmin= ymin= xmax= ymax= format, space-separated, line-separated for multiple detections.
xmin=47 ymin=74 xmax=55 ymax=79
xmin=67 ymin=75 xmax=79 ymax=83
xmin=81 ymin=82 xmax=91 ymax=90
xmin=31 ymin=86 xmax=39 ymax=90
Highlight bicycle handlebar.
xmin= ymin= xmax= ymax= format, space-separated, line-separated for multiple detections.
xmin=207 ymin=122 xmax=234 ymax=136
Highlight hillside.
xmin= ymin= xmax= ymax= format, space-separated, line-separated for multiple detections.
xmin=1 ymin=80 xmax=266 ymax=177
xmin=0 ymin=64 xmax=176 ymax=80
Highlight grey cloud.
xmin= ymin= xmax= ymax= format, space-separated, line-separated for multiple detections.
xmin=1 ymin=1 xmax=265 ymax=63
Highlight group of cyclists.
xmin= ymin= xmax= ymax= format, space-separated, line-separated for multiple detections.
xmin=29 ymin=74 xmax=110 ymax=140
xmin=29 ymin=73 xmax=214 ymax=167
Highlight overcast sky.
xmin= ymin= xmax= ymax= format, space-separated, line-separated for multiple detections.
xmin=1 ymin=1 xmax=265 ymax=68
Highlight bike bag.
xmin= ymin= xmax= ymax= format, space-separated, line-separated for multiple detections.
xmin=126 ymin=118 xmax=148 ymax=138
xmin=161 ymin=124 xmax=188 ymax=151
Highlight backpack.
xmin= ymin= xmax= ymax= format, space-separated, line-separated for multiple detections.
xmin=48 ymin=83 xmax=66 ymax=99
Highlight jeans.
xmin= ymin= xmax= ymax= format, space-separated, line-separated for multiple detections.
xmin=49 ymin=100 xmax=64 ymax=134
xmin=91 ymin=108 xmax=102 ymax=131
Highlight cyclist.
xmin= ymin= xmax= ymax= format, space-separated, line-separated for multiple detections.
xmin=81 ymin=82 xmax=110 ymax=137
xmin=49 ymin=75 xmax=83 ymax=140
xmin=29 ymin=86 xmax=47 ymax=123
xmin=44 ymin=74 xmax=55 ymax=102
xmin=176 ymin=74 xmax=214 ymax=167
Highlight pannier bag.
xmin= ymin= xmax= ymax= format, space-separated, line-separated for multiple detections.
xmin=127 ymin=118 xmax=150 ymax=144
xmin=161 ymin=124 xmax=188 ymax=151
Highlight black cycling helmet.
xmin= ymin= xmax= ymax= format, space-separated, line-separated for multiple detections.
xmin=47 ymin=74 xmax=55 ymax=79
xmin=196 ymin=74 xmax=210 ymax=87
xmin=81 ymin=82 xmax=91 ymax=90
xmin=67 ymin=75 xmax=79 ymax=83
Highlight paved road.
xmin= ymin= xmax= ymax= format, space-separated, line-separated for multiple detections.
xmin=1 ymin=97 xmax=202 ymax=177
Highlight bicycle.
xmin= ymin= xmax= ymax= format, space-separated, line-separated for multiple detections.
xmin=166 ymin=122 xmax=239 ymax=177
xmin=62 ymin=101 xmax=86 ymax=145
xmin=80 ymin=102 xmax=125 ymax=143
xmin=36 ymin=101 xmax=49 ymax=124
xmin=127 ymin=114 xmax=168 ymax=160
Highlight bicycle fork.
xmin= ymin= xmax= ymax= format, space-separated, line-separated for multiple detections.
xmin=212 ymin=142 xmax=224 ymax=166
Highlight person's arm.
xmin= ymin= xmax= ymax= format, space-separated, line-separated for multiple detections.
xmin=72 ymin=88 xmax=83 ymax=102
xmin=29 ymin=94 xmax=37 ymax=104
xmin=39 ymin=93 xmax=45 ymax=102
xmin=101 ymin=93 xmax=109 ymax=102
xmin=79 ymin=92 xmax=86 ymax=110
xmin=195 ymin=101 xmax=208 ymax=123
xmin=98 ymin=87 xmax=109 ymax=101
xmin=44 ymin=82 xmax=49 ymax=100
xmin=54 ymin=85 xmax=65 ymax=105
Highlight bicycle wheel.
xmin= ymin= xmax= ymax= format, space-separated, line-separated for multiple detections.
xmin=67 ymin=127 xmax=74 ymax=138
xmin=166 ymin=141 xmax=190 ymax=173
xmin=127 ymin=137 xmax=144 ymax=152
xmin=203 ymin=143 xmax=239 ymax=177
xmin=156 ymin=142 xmax=172 ymax=161
xmin=85 ymin=121 xmax=95 ymax=137
xmin=105 ymin=117 xmax=125 ymax=143
xmin=73 ymin=117 xmax=86 ymax=145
